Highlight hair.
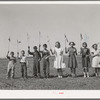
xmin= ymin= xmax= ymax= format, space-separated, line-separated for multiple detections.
xmin=69 ymin=42 xmax=75 ymax=46
xmin=33 ymin=46 xmax=37 ymax=49
xmin=55 ymin=41 xmax=61 ymax=47
xmin=82 ymin=42 xmax=87 ymax=47
xmin=10 ymin=51 xmax=14 ymax=55
xmin=43 ymin=44 xmax=47 ymax=48
xmin=21 ymin=50 xmax=25 ymax=53
xmin=92 ymin=43 xmax=98 ymax=49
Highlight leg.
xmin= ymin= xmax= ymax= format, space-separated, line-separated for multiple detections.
xmin=21 ymin=64 xmax=24 ymax=78
xmin=46 ymin=61 xmax=50 ymax=78
xmin=25 ymin=64 xmax=27 ymax=78
xmin=11 ymin=66 xmax=15 ymax=79
xmin=59 ymin=68 xmax=63 ymax=78
xmin=7 ymin=67 xmax=11 ymax=79
xmin=70 ymin=68 xmax=73 ymax=76
xmin=95 ymin=68 xmax=98 ymax=77
xmin=57 ymin=69 xmax=60 ymax=77
xmin=33 ymin=61 xmax=37 ymax=77
xmin=36 ymin=61 xmax=40 ymax=77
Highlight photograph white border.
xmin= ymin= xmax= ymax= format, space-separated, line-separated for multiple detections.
xmin=0 ymin=1 xmax=100 ymax=98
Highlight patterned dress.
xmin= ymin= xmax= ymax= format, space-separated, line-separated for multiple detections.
xmin=68 ymin=47 xmax=77 ymax=68
xmin=91 ymin=49 xmax=100 ymax=68
xmin=81 ymin=48 xmax=90 ymax=68
xmin=53 ymin=47 xmax=64 ymax=69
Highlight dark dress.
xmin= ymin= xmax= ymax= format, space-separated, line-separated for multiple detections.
xmin=41 ymin=50 xmax=50 ymax=77
xmin=28 ymin=50 xmax=41 ymax=77
xmin=81 ymin=48 xmax=90 ymax=68
xmin=68 ymin=47 xmax=77 ymax=68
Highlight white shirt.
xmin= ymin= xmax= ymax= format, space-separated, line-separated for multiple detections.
xmin=20 ymin=56 xmax=27 ymax=63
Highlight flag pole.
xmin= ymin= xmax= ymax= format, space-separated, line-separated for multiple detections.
xmin=8 ymin=37 xmax=11 ymax=51
xmin=39 ymin=31 xmax=41 ymax=51
xmin=27 ymin=33 xmax=29 ymax=47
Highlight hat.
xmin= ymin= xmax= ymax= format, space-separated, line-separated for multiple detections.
xmin=69 ymin=42 xmax=75 ymax=46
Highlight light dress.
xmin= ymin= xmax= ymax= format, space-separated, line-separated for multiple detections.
xmin=91 ymin=49 xmax=100 ymax=68
xmin=53 ymin=47 xmax=65 ymax=69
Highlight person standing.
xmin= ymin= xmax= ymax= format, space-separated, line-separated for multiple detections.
xmin=6 ymin=51 xmax=16 ymax=79
xmin=80 ymin=42 xmax=90 ymax=78
xmin=40 ymin=44 xmax=50 ymax=78
xmin=28 ymin=46 xmax=41 ymax=78
xmin=91 ymin=44 xmax=100 ymax=77
xmin=50 ymin=41 xmax=64 ymax=78
xmin=65 ymin=42 xmax=77 ymax=77
xmin=17 ymin=50 xmax=27 ymax=79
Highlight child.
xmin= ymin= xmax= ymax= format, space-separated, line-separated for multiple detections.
xmin=50 ymin=41 xmax=64 ymax=78
xmin=91 ymin=44 xmax=100 ymax=77
xmin=28 ymin=46 xmax=41 ymax=78
xmin=17 ymin=50 xmax=27 ymax=79
xmin=80 ymin=42 xmax=90 ymax=78
xmin=6 ymin=51 xmax=16 ymax=79
xmin=40 ymin=44 xmax=50 ymax=78
xmin=66 ymin=42 xmax=77 ymax=77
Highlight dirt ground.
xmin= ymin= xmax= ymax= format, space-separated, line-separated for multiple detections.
xmin=0 ymin=55 xmax=100 ymax=90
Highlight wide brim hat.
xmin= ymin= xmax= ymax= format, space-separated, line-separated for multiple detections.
xmin=69 ymin=41 xmax=75 ymax=46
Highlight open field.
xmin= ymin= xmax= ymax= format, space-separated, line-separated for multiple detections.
xmin=0 ymin=55 xmax=100 ymax=90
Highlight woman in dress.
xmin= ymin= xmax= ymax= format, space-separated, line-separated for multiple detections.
xmin=91 ymin=44 xmax=100 ymax=77
xmin=40 ymin=44 xmax=50 ymax=78
xmin=50 ymin=41 xmax=64 ymax=78
xmin=66 ymin=42 xmax=77 ymax=77
xmin=80 ymin=42 xmax=90 ymax=78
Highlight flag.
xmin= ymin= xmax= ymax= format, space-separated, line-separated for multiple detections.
xmin=64 ymin=34 xmax=68 ymax=42
xmin=80 ymin=33 xmax=83 ymax=40
xmin=17 ymin=40 xmax=21 ymax=44
xmin=8 ymin=37 xmax=11 ymax=42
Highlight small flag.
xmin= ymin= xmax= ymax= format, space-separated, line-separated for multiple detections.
xmin=64 ymin=34 xmax=68 ymax=42
xmin=17 ymin=40 xmax=21 ymax=44
xmin=80 ymin=33 xmax=83 ymax=40
xmin=8 ymin=37 xmax=11 ymax=42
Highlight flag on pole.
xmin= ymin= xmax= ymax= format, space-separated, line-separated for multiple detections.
xmin=8 ymin=37 xmax=11 ymax=42
xmin=80 ymin=33 xmax=83 ymax=40
xmin=64 ymin=34 xmax=68 ymax=42
xmin=17 ymin=40 xmax=21 ymax=44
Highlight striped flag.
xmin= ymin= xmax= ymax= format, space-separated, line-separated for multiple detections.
xmin=80 ymin=33 xmax=83 ymax=40
xmin=64 ymin=34 xmax=68 ymax=42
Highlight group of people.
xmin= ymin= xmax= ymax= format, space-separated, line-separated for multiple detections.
xmin=6 ymin=41 xmax=100 ymax=79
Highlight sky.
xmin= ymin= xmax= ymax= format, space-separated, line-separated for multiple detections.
xmin=0 ymin=4 xmax=100 ymax=58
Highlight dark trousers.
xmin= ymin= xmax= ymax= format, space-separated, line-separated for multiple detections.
xmin=21 ymin=62 xmax=27 ymax=78
xmin=33 ymin=60 xmax=40 ymax=77
xmin=42 ymin=59 xmax=49 ymax=78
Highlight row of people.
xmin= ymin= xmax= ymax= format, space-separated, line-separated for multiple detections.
xmin=6 ymin=41 xmax=100 ymax=79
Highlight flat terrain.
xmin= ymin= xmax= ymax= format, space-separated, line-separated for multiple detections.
xmin=0 ymin=55 xmax=100 ymax=90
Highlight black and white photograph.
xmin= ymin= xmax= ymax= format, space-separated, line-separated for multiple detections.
xmin=0 ymin=1 xmax=100 ymax=95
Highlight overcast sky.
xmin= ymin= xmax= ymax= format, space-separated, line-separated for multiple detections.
xmin=0 ymin=4 xmax=100 ymax=57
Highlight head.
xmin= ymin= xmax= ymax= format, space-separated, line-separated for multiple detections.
xmin=55 ymin=41 xmax=61 ymax=48
xmin=21 ymin=50 xmax=25 ymax=56
xmin=10 ymin=51 xmax=14 ymax=57
xmin=33 ymin=46 xmax=38 ymax=52
xmin=69 ymin=42 xmax=75 ymax=47
xmin=92 ymin=44 xmax=98 ymax=50
xmin=82 ymin=42 xmax=87 ymax=48
xmin=43 ymin=44 xmax=47 ymax=50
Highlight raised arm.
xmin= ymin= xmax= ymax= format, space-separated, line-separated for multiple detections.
xmin=6 ymin=51 xmax=10 ymax=59
xmin=28 ymin=46 xmax=34 ymax=55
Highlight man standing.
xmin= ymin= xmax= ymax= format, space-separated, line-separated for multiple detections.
xmin=28 ymin=46 xmax=41 ymax=78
